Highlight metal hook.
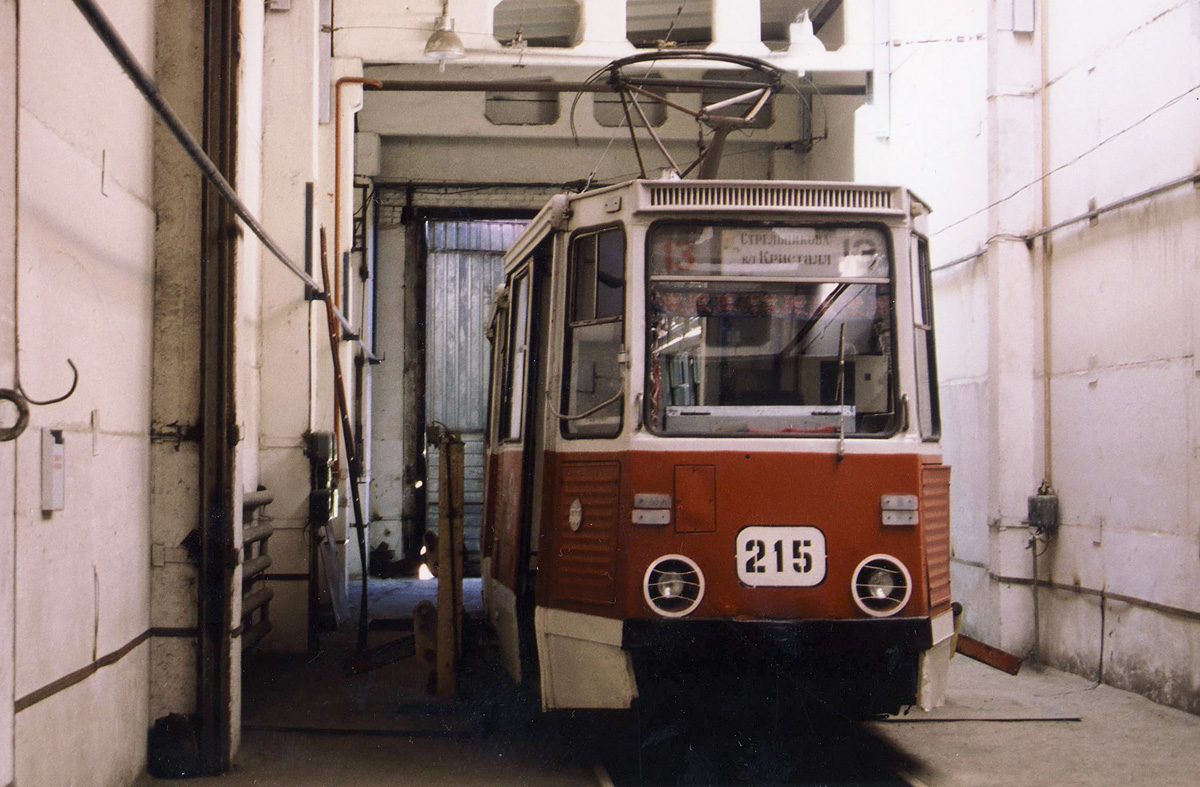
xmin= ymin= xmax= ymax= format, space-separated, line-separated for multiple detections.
xmin=18 ymin=358 xmax=80 ymax=406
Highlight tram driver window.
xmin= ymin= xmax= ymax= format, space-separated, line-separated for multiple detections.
xmin=562 ymin=227 xmax=625 ymax=438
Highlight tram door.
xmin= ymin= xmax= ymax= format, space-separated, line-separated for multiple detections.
xmin=488 ymin=236 xmax=553 ymax=681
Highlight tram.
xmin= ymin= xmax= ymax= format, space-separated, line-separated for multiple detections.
xmin=479 ymin=176 xmax=953 ymax=717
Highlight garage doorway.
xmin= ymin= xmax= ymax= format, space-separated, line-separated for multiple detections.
xmin=423 ymin=219 xmax=528 ymax=575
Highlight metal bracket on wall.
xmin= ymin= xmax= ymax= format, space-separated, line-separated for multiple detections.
xmin=150 ymin=421 xmax=202 ymax=450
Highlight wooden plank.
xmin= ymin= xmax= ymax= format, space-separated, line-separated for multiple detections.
xmin=449 ymin=438 xmax=465 ymax=660
xmin=956 ymin=634 xmax=1022 ymax=675
xmin=435 ymin=432 xmax=466 ymax=698
xmin=436 ymin=439 xmax=456 ymax=699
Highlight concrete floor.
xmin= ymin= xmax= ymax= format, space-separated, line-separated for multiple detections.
xmin=869 ymin=657 xmax=1200 ymax=787
xmin=136 ymin=580 xmax=1200 ymax=786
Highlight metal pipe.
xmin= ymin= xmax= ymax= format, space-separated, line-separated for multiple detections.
xmin=241 ymin=619 xmax=273 ymax=651
xmin=936 ymin=170 xmax=1200 ymax=277
xmin=628 ymin=92 xmax=678 ymax=172
xmin=319 ymin=228 xmax=371 ymax=653
xmin=242 ymin=490 xmax=275 ymax=510
xmin=1039 ymin=0 xmax=1054 ymax=497
xmin=242 ymin=553 xmax=273 ymax=579
xmin=365 ymin=78 xmax=865 ymax=97
xmin=242 ymin=587 xmax=275 ymax=618
xmin=69 ymin=0 xmax=321 ymax=293
xmin=1026 ymin=170 xmax=1200 ymax=241
xmin=930 ymin=248 xmax=986 ymax=273
xmin=242 ymin=522 xmax=274 ymax=546
xmin=334 ymin=77 xmax=381 ymax=310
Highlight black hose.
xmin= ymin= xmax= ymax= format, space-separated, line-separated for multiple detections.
xmin=0 ymin=389 xmax=30 ymax=442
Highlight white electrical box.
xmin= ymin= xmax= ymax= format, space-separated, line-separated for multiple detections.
xmin=41 ymin=428 xmax=65 ymax=511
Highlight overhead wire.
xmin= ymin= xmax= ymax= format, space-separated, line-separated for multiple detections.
xmin=934 ymin=80 xmax=1200 ymax=238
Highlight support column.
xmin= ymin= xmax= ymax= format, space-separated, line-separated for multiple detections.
xmin=259 ymin=0 xmax=320 ymax=654
xmin=985 ymin=0 xmax=1043 ymax=656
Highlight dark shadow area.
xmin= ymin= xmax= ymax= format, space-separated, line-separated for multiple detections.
xmin=591 ymin=676 xmax=920 ymax=787
xmin=238 ymin=578 xmax=916 ymax=785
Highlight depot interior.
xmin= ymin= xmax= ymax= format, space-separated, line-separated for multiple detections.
xmin=1 ymin=0 xmax=1199 ymax=783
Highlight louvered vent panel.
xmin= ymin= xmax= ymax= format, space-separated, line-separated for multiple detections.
xmin=645 ymin=183 xmax=895 ymax=211
xmin=550 ymin=462 xmax=620 ymax=605
xmin=921 ymin=464 xmax=953 ymax=616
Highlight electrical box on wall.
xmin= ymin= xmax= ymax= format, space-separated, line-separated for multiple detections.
xmin=1028 ymin=489 xmax=1059 ymax=535
xmin=41 ymin=428 xmax=65 ymax=511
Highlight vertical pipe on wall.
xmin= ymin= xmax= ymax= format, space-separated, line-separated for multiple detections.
xmin=198 ymin=0 xmax=238 ymax=773
xmin=1032 ymin=0 xmax=1052 ymax=662
xmin=334 ymin=77 xmax=380 ymax=311
xmin=1038 ymin=0 xmax=1053 ymax=490
xmin=403 ymin=201 xmax=427 ymax=562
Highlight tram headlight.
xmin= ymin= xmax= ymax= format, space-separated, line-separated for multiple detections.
xmin=851 ymin=554 xmax=912 ymax=617
xmin=657 ymin=571 xmax=688 ymax=599
xmin=643 ymin=555 xmax=704 ymax=618
xmin=865 ymin=568 xmax=896 ymax=599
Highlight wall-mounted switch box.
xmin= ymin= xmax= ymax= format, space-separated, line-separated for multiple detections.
xmin=42 ymin=428 xmax=65 ymax=511
xmin=1028 ymin=491 xmax=1059 ymax=535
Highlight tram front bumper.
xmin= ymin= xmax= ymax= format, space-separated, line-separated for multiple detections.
xmin=622 ymin=616 xmax=935 ymax=655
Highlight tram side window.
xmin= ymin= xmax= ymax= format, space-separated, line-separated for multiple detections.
xmin=914 ymin=237 xmax=941 ymax=440
xmin=501 ymin=271 xmax=531 ymax=441
xmin=562 ymin=227 xmax=625 ymax=438
xmin=487 ymin=288 xmax=510 ymax=444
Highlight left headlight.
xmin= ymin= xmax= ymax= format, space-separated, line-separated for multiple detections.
xmin=643 ymin=555 xmax=704 ymax=618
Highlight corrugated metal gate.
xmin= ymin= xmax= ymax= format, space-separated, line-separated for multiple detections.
xmin=425 ymin=220 xmax=528 ymax=575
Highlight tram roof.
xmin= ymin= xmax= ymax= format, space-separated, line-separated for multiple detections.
xmin=503 ymin=178 xmax=931 ymax=271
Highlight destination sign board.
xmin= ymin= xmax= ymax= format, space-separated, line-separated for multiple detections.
xmin=651 ymin=225 xmax=888 ymax=279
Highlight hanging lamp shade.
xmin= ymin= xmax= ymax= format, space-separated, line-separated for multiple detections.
xmin=425 ymin=14 xmax=466 ymax=62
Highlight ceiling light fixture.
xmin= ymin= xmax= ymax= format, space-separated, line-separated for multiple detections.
xmin=424 ymin=2 xmax=465 ymax=71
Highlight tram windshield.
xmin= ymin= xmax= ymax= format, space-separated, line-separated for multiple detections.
xmin=646 ymin=223 xmax=897 ymax=436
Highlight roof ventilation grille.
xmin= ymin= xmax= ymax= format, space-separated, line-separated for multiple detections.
xmin=645 ymin=183 xmax=895 ymax=212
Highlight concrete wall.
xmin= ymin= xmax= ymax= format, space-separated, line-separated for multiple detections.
xmin=359 ymin=63 xmax=814 ymax=185
xmin=258 ymin=0 xmax=322 ymax=653
xmin=1 ymin=3 xmax=16 ymax=783
xmin=258 ymin=9 xmax=375 ymax=647
xmin=863 ymin=0 xmax=1200 ymax=714
xmin=6 ymin=0 xmax=156 ymax=784
xmin=1035 ymin=0 xmax=1200 ymax=712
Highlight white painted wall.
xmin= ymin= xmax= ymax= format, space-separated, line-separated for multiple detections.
xmin=257 ymin=10 xmax=375 ymax=651
xmin=259 ymin=0 xmax=323 ymax=653
xmin=863 ymin=0 xmax=1200 ymax=714
xmin=1 ymin=3 xmax=16 ymax=782
xmin=1035 ymin=0 xmax=1200 ymax=712
xmin=8 ymin=0 xmax=156 ymax=783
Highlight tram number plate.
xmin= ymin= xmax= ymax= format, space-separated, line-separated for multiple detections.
xmin=736 ymin=526 xmax=827 ymax=587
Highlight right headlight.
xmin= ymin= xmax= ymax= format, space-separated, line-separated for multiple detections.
xmin=851 ymin=554 xmax=912 ymax=617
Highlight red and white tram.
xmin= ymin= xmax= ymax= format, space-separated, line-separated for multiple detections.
xmin=481 ymin=177 xmax=952 ymax=717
